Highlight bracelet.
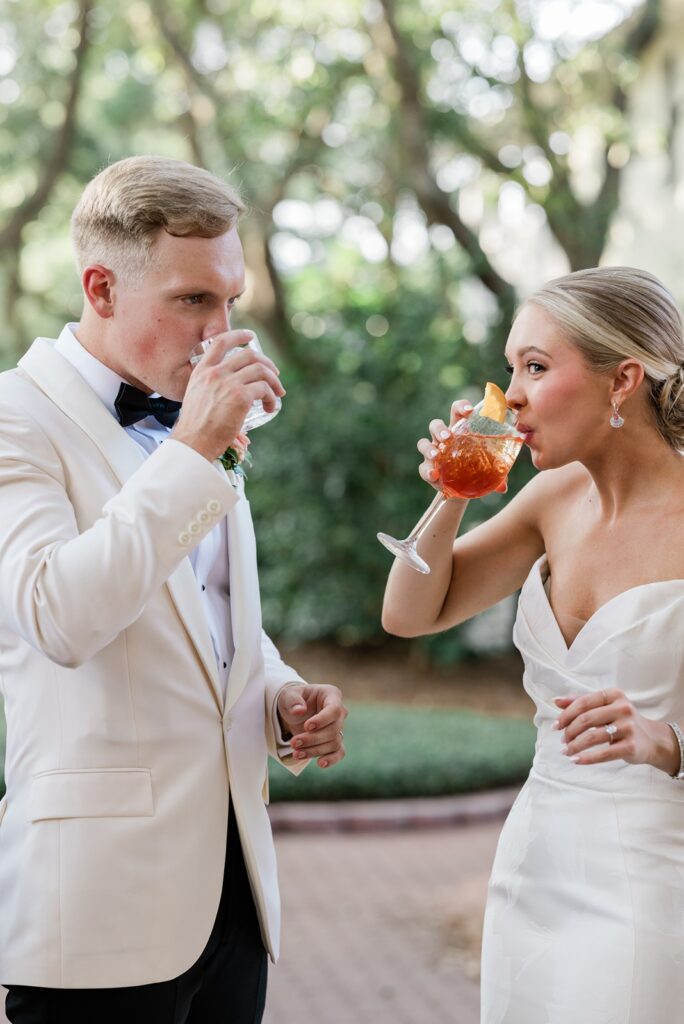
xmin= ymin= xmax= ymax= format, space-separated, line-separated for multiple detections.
xmin=666 ymin=721 xmax=684 ymax=780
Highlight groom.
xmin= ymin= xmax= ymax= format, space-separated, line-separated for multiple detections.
xmin=0 ymin=156 xmax=347 ymax=1023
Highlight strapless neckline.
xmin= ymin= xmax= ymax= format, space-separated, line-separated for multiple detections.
xmin=534 ymin=556 xmax=684 ymax=655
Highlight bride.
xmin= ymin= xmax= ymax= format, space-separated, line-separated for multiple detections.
xmin=381 ymin=266 xmax=684 ymax=1023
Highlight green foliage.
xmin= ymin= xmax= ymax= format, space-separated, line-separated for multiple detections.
xmin=0 ymin=0 xmax=657 ymax=659
xmin=269 ymin=701 xmax=536 ymax=800
xmin=246 ymin=253 xmax=536 ymax=653
xmin=0 ymin=702 xmax=536 ymax=801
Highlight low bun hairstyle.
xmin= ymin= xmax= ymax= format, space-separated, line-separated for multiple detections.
xmin=525 ymin=266 xmax=684 ymax=450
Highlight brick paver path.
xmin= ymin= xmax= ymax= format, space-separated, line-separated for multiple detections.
xmin=265 ymin=820 xmax=502 ymax=1024
xmin=0 ymin=820 xmax=502 ymax=1024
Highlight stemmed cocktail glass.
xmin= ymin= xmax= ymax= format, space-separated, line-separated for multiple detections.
xmin=377 ymin=397 xmax=525 ymax=574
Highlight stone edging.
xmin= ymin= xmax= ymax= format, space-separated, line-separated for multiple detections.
xmin=268 ymin=786 xmax=520 ymax=833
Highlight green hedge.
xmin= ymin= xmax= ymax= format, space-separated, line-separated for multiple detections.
xmin=269 ymin=702 xmax=535 ymax=801
xmin=0 ymin=703 xmax=535 ymax=803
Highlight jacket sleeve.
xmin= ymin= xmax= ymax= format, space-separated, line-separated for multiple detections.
xmin=261 ymin=630 xmax=310 ymax=774
xmin=0 ymin=404 xmax=238 ymax=668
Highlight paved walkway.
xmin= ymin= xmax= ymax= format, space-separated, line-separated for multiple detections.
xmin=0 ymin=818 xmax=503 ymax=1024
xmin=264 ymin=819 xmax=502 ymax=1024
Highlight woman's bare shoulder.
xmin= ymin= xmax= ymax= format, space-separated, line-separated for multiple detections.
xmin=512 ymin=462 xmax=591 ymax=524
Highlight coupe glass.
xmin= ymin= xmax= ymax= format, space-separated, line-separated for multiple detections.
xmin=377 ymin=400 xmax=525 ymax=574
xmin=189 ymin=333 xmax=282 ymax=432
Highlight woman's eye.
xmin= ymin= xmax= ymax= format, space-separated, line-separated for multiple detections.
xmin=528 ymin=362 xmax=545 ymax=373
xmin=504 ymin=364 xmax=514 ymax=375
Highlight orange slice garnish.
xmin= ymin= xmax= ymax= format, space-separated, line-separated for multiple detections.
xmin=480 ymin=381 xmax=507 ymax=423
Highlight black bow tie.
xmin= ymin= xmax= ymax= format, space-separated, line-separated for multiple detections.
xmin=114 ymin=383 xmax=182 ymax=429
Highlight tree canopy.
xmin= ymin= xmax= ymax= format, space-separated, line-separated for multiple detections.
xmin=0 ymin=0 xmax=668 ymax=655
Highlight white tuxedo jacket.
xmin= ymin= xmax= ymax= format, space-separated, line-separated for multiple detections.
xmin=0 ymin=338 xmax=306 ymax=988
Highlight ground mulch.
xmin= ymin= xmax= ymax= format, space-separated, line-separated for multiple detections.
xmin=279 ymin=642 xmax=534 ymax=719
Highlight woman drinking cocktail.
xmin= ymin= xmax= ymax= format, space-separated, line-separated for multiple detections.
xmin=381 ymin=267 xmax=684 ymax=1024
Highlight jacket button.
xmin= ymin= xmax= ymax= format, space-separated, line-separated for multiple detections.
xmin=207 ymin=499 xmax=222 ymax=514
xmin=197 ymin=510 xmax=210 ymax=524
xmin=188 ymin=521 xmax=201 ymax=535
xmin=178 ymin=532 xmax=191 ymax=545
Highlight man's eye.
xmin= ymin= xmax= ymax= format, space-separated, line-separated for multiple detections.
xmin=184 ymin=295 xmax=205 ymax=305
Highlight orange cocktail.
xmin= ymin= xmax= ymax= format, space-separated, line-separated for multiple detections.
xmin=434 ymin=430 xmax=523 ymax=499
xmin=377 ymin=382 xmax=524 ymax=574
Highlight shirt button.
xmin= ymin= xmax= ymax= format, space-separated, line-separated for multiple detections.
xmin=201 ymin=585 xmax=206 ymax=592
xmin=222 ymin=661 xmax=227 ymax=669
xmin=207 ymin=499 xmax=222 ymax=514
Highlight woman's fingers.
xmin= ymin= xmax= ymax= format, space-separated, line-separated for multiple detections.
xmin=417 ymin=437 xmax=440 ymax=485
xmin=429 ymin=419 xmax=450 ymax=442
xmin=450 ymin=400 xmax=474 ymax=425
xmin=562 ymin=703 xmax=627 ymax=745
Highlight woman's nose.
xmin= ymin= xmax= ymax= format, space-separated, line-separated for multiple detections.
xmin=505 ymin=377 xmax=524 ymax=410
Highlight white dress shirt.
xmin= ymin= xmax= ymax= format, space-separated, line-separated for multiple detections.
xmin=54 ymin=323 xmax=235 ymax=698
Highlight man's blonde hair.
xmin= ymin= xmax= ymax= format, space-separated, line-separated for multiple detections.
xmin=71 ymin=156 xmax=246 ymax=283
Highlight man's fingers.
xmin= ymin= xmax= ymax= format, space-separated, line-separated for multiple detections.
xmin=279 ymin=684 xmax=308 ymax=717
xmin=200 ymin=330 xmax=255 ymax=365
xmin=293 ymin=737 xmax=342 ymax=759
xmin=304 ymin=702 xmax=346 ymax=732
xmin=291 ymin=722 xmax=344 ymax=748
xmin=234 ymin=363 xmax=286 ymax=398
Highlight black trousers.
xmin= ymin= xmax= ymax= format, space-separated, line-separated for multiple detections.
xmin=4 ymin=804 xmax=268 ymax=1024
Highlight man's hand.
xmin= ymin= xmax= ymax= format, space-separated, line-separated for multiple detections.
xmin=172 ymin=330 xmax=285 ymax=463
xmin=277 ymin=683 xmax=348 ymax=769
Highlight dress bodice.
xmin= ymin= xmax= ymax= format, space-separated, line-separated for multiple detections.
xmin=514 ymin=555 xmax=684 ymax=795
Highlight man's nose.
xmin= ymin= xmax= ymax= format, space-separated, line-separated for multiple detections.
xmin=210 ymin=306 xmax=232 ymax=336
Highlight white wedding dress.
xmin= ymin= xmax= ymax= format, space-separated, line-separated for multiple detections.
xmin=480 ymin=555 xmax=684 ymax=1024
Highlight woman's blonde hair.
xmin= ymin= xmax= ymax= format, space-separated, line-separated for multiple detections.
xmin=71 ymin=155 xmax=246 ymax=284
xmin=526 ymin=266 xmax=684 ymax=450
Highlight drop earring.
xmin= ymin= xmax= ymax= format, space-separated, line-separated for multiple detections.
xmin=610 ymin=400 xmax=624 ymax=429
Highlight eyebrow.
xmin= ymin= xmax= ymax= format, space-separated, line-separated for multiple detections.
xmin=504 ymin=345 xmax=552 ymax=361
xmin=167 ymin=287 xmax=246 ymax=299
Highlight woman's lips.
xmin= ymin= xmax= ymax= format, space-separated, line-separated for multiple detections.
xmin=517 ymin=424 xmax=534 ymax=444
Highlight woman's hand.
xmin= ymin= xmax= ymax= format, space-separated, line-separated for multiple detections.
xmin=416 ymin=399 xmax=473 ymax=489
xmin=554 ymin=689 xmax=681 ymax=775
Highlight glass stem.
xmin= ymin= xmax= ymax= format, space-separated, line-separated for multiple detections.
xmin=404 ymin=492 xmax=447 ymax=548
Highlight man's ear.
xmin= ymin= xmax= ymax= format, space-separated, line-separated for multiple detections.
xmin=82 ymin=264 xmax=116 ymax=319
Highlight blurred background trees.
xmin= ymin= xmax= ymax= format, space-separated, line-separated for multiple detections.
xmin=0 ymin=0 xmax=677 ymax=659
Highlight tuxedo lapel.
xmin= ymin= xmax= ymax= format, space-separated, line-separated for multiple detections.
xmin=19 ymin=338 xmax=225 ymax=712
xmin=21 ymin=339 xmax=146 ymax=483
xmin=225 ymin=478 xmax=260 ymax=713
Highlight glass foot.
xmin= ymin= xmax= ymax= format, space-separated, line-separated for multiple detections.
xmin=376 ymin=532 xmax=431 ymax=574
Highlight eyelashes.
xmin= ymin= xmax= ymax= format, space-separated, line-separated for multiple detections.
xmin=504 ymin=362 xmax=545 ymax=375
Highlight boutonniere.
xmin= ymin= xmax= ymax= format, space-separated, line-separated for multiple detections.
xmin=218 ymin=432 xmax=252 ymax=477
